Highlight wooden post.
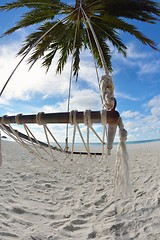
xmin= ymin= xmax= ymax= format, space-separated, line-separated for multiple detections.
xmin=0 ymin=110 xmax=120 ymax=125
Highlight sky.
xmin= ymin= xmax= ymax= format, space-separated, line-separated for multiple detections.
xmin=0 ymin=0 xmax=160 ymax=143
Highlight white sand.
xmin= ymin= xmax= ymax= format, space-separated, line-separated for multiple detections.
xmin=0 ymin=140 xmax=160 ymax=240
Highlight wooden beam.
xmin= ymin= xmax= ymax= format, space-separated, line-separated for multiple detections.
xmin=0 ymin=110 xmax=120 ymax=125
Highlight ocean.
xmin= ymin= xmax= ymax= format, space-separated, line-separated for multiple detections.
xmin=58 ymin=138 xmax=160 ymax=153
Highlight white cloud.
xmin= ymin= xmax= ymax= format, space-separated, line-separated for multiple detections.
xmin=43 ymin=89 xmax=101 ymax=113
xmin=121 ymin=110 xmax=142 ymax=119
xmin=120 ymin=95 xmax=160 ymax=141
xmin=116 ymin=91 xmax=140 ymax=101
xmin=0 ymin=41 xmax=103 ymax=106
xmin=70 ymin=89 xmax=101 ymax=110
xmin=113 ymin=42 xmax=160 ymax=78
xmin=113 ymin=42 xmax=147 ymax=66
xmin=126 ymin=43 xmax=148 ymax=59
xmin=138 ymin=60 xmax=160 ymax=76
xmin=147 ymin=95 xmax=160 ymax=116
xmin=148 ymin=95 xmax=160 ymax=107
xmin=0 ymin=49 xmax=71 ymax=103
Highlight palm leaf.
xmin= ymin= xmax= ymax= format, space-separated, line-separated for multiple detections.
xmin=0 ymin=0 xmax=159 ymax=77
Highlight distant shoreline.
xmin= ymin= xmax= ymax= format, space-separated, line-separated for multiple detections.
xmin=2 ymin=137 xmax=160 ymax=146
xmin=116 ymin=138 xmax=160 ymax=145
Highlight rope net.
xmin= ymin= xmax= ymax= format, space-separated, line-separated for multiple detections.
xmin=0 ymin=110 xmax=118 ymax=163
xmin=0 ymin=72 xmax=132 ymax=197
xmin=0 ymin=107 xmax=132 ymax=197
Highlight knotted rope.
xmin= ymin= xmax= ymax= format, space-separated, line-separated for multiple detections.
xmin=100 ymin=74 xmax=115 ymax=111
xmin=100 ymin=74 xmax=117 ymax=155
xmin=70 ymin=110 xmax=90 ymax=158
xmin=100 ymin=74 xmax=131 ymax=197
xmin=114 ymin=117 xmax=132 ymax=197
xmin=0 ymin=131 xmax=2 ymax=167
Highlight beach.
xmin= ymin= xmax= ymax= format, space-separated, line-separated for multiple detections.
xmin=0 ymin=140 xmax=160 ymax=240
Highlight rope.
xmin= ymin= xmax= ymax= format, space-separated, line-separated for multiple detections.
xmin=80 ymin=6 xmax=109 ymax=75
xmin=65 ymin=5 xmax=82 ymax=151
xmin=84 ymin=110 xmax=92 ymax=154
xmin=35 ymin=112 xmax=70 ymax=162
xmin=114 ymin=117 xmax=132 ymax=197
xmin=81 ymin=5 xmax=116 ymax=112
xmin=6 ymin=124 xmax=45 ymax=161
xmin=99 ymin=74 xmax=115 ymax=111
xmin=101 ymin=110 xmax=107 ymax=158
xmin=1 ymin=114 xmax=62 ymax=165
xmin=70 ymin=110 xmax=91 ymax=157
xmin=81 ymin=10 xmax=103 ymax=105
xmin=15 ymin=113 xmax=23 ymax=124
xmin=36 ymin=112 xmax=45 ymax=125
xmin=0 ymin=131 xmax=2 ymax=167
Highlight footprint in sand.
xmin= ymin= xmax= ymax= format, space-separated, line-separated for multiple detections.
xmin=63 ymin=223 xmax=81 ymax=232
xmin=0 ymin=232 xmax=19 ymax=238
xmin=94 ymin=194 xmax=107 ymax=206
xmin=71 ymin=219 xmax=87 ymax=225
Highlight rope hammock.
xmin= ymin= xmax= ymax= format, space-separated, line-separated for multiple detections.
xmin=0 ymin=2 xmax=132 ymax=197
xmin=0 ymin=102 xmax=131 ymax=197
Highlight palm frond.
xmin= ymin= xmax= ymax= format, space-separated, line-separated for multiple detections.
xmin=0 ymin=0 xmax=68 ymax=11
xmin=101 ymin=0 xmax=160 ymax=22
xmin=42 ymin=45 xmax=59 ymax=72
xmin=0 ymin=0 xmax=159 ymax=77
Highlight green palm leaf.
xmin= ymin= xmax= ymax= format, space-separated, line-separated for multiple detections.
xmin=0 ymin=0 xmax=159 ymax=77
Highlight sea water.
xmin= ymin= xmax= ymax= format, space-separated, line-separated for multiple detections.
xmin=58 ymin=138 xmax=160 ymax=153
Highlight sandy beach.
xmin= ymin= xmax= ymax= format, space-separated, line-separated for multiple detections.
xmin=0 ymin=140 xmax=160 ymax=240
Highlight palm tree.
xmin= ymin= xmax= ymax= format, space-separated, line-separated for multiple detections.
xmin=0 ymin=0 xmax=159 ymax=79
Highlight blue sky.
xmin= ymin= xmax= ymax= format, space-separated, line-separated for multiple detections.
xmin=0 ymin=0 xmax=160 ymax=142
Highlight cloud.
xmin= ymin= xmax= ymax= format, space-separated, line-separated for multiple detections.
xmin=113 ymin=42 xmax=147 ymax=64
xmin=126 ymin=43 xmax=148 ymax=59
xmin=138 ymin=60 xmax=160 ymax=76
xmin=0 ymin=48 xmax=72 ymax=103
xmin=120 ymin=95 xmax=160 ymax=141
xmin=121 ymin=110 xmax=142 ymax=119
xmin=0 ymin=41 xmax=103 ymax=106
xmin=113 ymin=41 xmax=160 ymax=78
xmin=148 ymin=95 xmax=160 ymax=107
xmin=116 ymin=91 xmax=140 ymax=101
xmin=43 ymin=89 xmax=102 ymax=112
xmin=147 ymin=95 xmax=160 ymax=116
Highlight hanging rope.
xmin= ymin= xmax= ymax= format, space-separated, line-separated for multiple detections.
xmin=0 ymin=131 xmax=2 ymax=167
xmin=81 ymin=10 xmax=103 ymax=105
xmin=65 ymin=5 xmax=82 ymax=151
xmin=80 ymin=6 xmax=109 ymax=75
xmin=99 ymin=74 xmax=115 ymax=111
xmin=114 ymin=117 xmax=132 ymax=197
xmin=81 ymin=6 xmax=131 ymax=197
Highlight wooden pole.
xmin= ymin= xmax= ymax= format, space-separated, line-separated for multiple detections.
xmin=0 ymin=110 xmax=120 ymax=125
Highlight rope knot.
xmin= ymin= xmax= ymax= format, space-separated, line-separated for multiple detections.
xmin=119 ymin=128 xmax=127 ymax=142
xmin=69 ymin=110 xmax=78 ymax=125
xmin=36 ymin=112 xmax=45 ymax=125
xmin=101 ymin=109 xmax=107 ymax=126
xmin=100 ymin=74 xmax=115 ymax=110
xmin=1 ymin=115 xmax=8 ymax=124
xmin=15 ymin=114 xmax=23 ymax=125
xmin=84 ymin=110 xmax=92 ymax=127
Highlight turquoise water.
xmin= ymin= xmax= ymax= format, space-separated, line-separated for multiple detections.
xmin=58 ymin=138 xmax=160 ymax=153
xmin=64 ymin=138 xmax=160 ymax=147
xmin=125 ymin=138 xmax=160 ymax=145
